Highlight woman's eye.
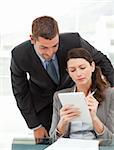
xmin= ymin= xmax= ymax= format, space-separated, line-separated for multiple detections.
xmin=70 ymin=69 xmax=76 ymax=72
xmin=80 ymin=67 xmax=86 ymax=69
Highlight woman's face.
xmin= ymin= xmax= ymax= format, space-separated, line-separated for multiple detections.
xmin=67 ymin=58 xmax=95 ymax=86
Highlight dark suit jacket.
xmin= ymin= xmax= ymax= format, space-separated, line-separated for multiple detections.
xmin=10 ymin=32 xmax=114 ymax=130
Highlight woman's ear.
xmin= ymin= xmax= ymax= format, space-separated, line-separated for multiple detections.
xmin=91 ymin=61 xmax=95 ymax=72
xmin=30 ymin=35 xmax=36 ymax=44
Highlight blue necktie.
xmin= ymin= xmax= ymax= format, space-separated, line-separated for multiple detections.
xmin=46 ymin=59 xmax=59 ymax=84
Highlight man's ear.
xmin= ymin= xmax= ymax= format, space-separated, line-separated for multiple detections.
xmin=30 ymin=35 xmax=36 ymax=44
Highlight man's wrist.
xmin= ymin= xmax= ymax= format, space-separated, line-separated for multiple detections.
xmin=32 ymin=124 xmax=43 ymax=131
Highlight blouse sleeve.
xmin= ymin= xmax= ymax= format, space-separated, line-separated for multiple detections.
xmin=96 ymin=88 xmax=114 ymax=140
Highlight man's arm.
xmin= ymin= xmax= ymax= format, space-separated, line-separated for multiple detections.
xmin=10 ymin=56 xmax=39 ymax=128
xmin=79 ymin=35 xmax=114 ymax=86
xmin=10 ymin=55 xmax=49 ymax=139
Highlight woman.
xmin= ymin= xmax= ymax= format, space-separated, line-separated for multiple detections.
xmin=49 ymin=48 xmax=114 ymax=140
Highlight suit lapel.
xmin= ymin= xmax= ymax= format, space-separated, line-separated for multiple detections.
xmin=30 ymin=45 xmax=57 ymax=84
xmin=56 ymin=45 xmax=68 ymax=83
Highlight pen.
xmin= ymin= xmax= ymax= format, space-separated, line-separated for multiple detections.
xmin=90 ymin=89 xmax=97 ymax=96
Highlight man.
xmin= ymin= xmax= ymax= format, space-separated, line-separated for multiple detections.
xmin=10 ymin=16 xmax=114 ymax=140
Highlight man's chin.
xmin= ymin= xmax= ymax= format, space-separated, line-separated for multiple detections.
xmin=43 ymin=56 xmax=53 ymax=61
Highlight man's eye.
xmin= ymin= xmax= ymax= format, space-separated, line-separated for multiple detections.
xmin=41 ymin=47 xmax=48 ymax=50
xmin=53 ymin=44 xmax=58 ymax=48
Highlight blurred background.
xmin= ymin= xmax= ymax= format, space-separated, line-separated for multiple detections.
xmin=0 ymin=0 xmax=114 ymax=149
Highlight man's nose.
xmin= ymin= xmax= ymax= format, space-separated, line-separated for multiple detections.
xmin=47 ymin=48 xmax=54 ymax=55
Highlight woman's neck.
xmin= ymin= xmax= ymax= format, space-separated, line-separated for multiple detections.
xmin=76 ymin=83 xmax=91 ymax=96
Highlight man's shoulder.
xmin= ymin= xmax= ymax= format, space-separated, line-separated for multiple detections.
xmin=11 ymin=40 xmax=33 ymax=61
xmin=12 ymin=40 xmax=32 ymax=52
xmin=59 ymin=32 xmax=80 ymax=39
xmin=59 ymin=32 xmax=81 ymax=48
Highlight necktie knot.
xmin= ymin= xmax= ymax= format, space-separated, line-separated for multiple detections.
xmin=45 ymin=59 xmax=59 ymax=84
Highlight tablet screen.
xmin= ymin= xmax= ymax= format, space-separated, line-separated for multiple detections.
xmin=58 ymin=92 xmax=92 ymax=125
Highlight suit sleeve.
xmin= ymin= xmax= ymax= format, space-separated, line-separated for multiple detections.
xmin=10 ymin=54 xmax=40 ymax=129
xmin=79 ymin=34 xmax=114 ymax=87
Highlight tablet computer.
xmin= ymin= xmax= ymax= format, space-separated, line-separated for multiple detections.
xmin=58 ymin=92 xmax=92 ymax=125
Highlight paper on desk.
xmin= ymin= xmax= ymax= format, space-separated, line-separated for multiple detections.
xmin=45 ymin=138 xmax=99 ymax=150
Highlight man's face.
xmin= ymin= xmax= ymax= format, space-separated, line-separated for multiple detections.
xmin=33 ymin=35 xmax=59 ymax=60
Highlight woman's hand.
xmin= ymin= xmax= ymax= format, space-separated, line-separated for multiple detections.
xmin=57 ymin=104 xmax=80 ymax=135
xmin=86 ymin=94 xmax=105 ymax=134
xmin=86 ymin=94 xmax=99 ymax=120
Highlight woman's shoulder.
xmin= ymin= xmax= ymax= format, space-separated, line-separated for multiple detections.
xmin=105 ymin=87 xmax=114 ymax=100
xmin=54 ymin=87 xmax=74 ymax=96
xmin=105 ymin=87 xmax=114 ymax=94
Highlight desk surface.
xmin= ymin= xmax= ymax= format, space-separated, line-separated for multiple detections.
xmin=12 ymin=144 xmax=114 ymax=150
xmin=11 ymin=138 xmax=114 ymax=150
xmin=12 ymin=144 xmax=48 ymax=150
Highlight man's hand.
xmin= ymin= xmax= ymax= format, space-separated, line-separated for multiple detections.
xmin=34 ymin=127 xmax=49 ymax=143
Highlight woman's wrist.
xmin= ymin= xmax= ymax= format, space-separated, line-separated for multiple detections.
xmin=57 ymin=124 xmax=65 ymax=135
xmin=56 ymin=127 xmax=64 ymax=137
xmin=95 ymin=124 xmax=105 ymax=135
xmin=57 ymin=120 xmax=69 ymax=136
xmin=92 ymin=115 xmax=105 ymax=135
xmin=92 ymin=115 xmax=98 ymax=121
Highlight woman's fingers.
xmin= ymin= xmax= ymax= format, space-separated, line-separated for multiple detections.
xmin=60 ymin=105 xmax=80 ymax=115
xmin=86 ymin=96 xmax=99 ymax=107
xmin=60 ymin=105 xmax=81 ymax=122
xmin=86 ymin=95 xmax=99 ymax=119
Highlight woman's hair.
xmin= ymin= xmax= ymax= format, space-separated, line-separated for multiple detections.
xmin=67 ymin=48 xmax=110 ymax=104
xmin=32 ymin=16 xmax=59 ymax=40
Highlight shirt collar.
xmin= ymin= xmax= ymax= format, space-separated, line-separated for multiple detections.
xmin=34 ymin=45 xmax=56 ymax=63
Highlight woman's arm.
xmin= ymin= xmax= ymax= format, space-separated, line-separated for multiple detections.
xmin=86 ymin=89 xmax=114 ymax=139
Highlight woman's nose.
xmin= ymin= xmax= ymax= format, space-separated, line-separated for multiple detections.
xmin=76 ymin=69 xmax=82 ymax=76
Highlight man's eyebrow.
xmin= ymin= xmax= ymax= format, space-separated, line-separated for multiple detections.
xmin=52 ymin=43 xmax=59 ymax=47
xmin=39 ymin=45 xmax=48 ymax=48
xmin=39 ymin=43 xmax=59 ymax=48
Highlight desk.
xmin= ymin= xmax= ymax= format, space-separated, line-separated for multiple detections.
xmin=12 ymin=138 xmax=114 ymax=150
xmin=12 ymin=144 xmax=48 ymax=150
xmin=12 ymin=144 xmax=114 ymax=150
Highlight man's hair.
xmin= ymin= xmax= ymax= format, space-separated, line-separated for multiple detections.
xmin=32 ymin=16 xmax=59 ymax=40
